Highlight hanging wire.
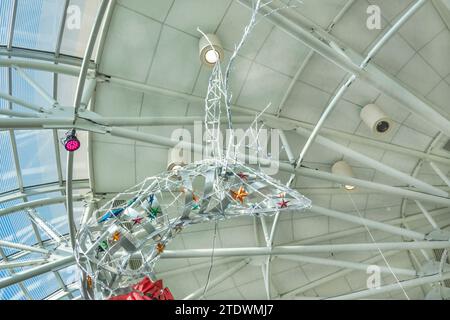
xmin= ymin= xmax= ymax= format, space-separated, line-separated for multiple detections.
xmin=345 ymin=190 xmax=410 ymax=300
xmin=202 ymin=221 xmax=219 ymax=298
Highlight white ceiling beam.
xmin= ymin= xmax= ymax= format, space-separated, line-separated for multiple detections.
xmin=278 ymin=255 xmax=416 ymax=276
xmin=0 ymin=114 xmax=253 ymax=128
xmin=93 ymin=0 xmax=116 ymax=63
xmin=79 ymin=115 xmax=254 ymax=127
xmin=12 ymin=66 xmax=58 ymax=108
xmin=0 ymin=91 xmax=47 ymax=113
xmin=432 ymin=0 xmax=450 ymax=29
xmin=156 ymin=257 xmax=244 ymax=278
xmin=295 ymin=0 xmax=424 ymax=164
xmin=0 ymin=57 xmax=80 ymax=75
xmin=0 ymin=255 xmax=74 ymax=290
xmin=296 ymin=75 xmax=355 ymax=165
xmin=0 ymin=258 xmax=47 ymax=270
xmin=414 ymin=201 xmax=440 ymax=230
xmin=284 ymin=207 xmax=450 ymax=247
xmin=0 ymin=108 xmax=38 ymax=118
xmin=6 ymin=0 xmax=18 ymax=50
xmin=183 ymin=259 xmax=250 ymax=300
xmin=328 ymin=272 xmax=450 ymax=300
xmin=0 ymin=195 xmax=83 ymax=218
xmin=0 ymin=117 xmax=73 ymax=129
xmin=297 ymin=167 xmax=450 ymax=206
xmin=310 ymin=205 xmax=426 ymax=241
xmin=0 ymin=240 xmax=50 ymax=255
xmin=54 ymin=0 xmax=70 ymax=58
xmin=296 ymin=127 xmax=448 ymax=197
xmin=275 ymin=0 xmax=355 ymax=116
xmin=101 ymin=77 xmax=450 ymax=166
xmin=429 ymin=161 xmax=450 ymax=188
xmin=238 ymin=0 xmax=450 ymax=138
xmin=0 ymin=47 xmax=84 ymax=68
xmin=105 ymin=125 xmax=450 ymax=206
xmin=0 ymin=180 xmax=89 ymax=204
xmin=278 ymin=251 xmax=400 ymax=298
xmin=160 ymin=242 xmax=450 ymax=259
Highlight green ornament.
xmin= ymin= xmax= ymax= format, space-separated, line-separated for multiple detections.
xmin=148 ymin=206 xmax=161 ymax=219
xmin=98 ymin=240 xmax=108 ymax=252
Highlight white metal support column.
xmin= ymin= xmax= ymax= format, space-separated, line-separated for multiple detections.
xmin=160 ymin=242 xmax=450 ymax=259
xmin=66 ymin=0 xmax=110 ymax=248
xmin=429 ymin=161 xmax=450 ymax=188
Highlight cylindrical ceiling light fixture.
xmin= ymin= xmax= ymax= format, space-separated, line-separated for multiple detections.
xmin=199 ymin=33 xmax=224 ymax=67
xmin=331 ymin=160 xmax=355 ymax=190
xmin=360 ymin=103 xmax=392 ymax=135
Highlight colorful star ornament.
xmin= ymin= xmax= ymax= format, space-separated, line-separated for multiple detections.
xmin=156 ymin=243 xmax=165 ymax=254
xmin=231 ymin=186 xmax=249 ymax=204
xmin=237 ymin=172 xmax=249 ymax=181
xmin=112 ymin=231 xmax=121 ymax=242
xmin=146 ymin=205 xmax=160 ymax=219
xmin=132 ymin=216 xmax=144 ymax=226
xmin=86 ymin=275 xmax=93 ymax=289
xmin=98 ymin=207 xmax=124 ymax=223
xmin=277 ymin=198 xmax=289 ymax=209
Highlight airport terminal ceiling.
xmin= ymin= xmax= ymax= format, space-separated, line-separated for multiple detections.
xmin=0 ymin=0 xmax=450 ymax=301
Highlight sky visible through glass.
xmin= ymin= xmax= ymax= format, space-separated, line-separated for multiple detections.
xmin=0 ymin=0 xmax=93 ymax=299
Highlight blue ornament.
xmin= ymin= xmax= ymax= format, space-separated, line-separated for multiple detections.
xmin=99 ymin=207 xmax=125 ymax=223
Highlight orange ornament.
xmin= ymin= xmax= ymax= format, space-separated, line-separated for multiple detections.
xmin=87 ymin=275 xmax=93 ymax=288
xmin=112 ymin=231 xmax=121 ymax=242
xmin=156 ymin=243 xmax=165 ymax=254
xmin=230 ymin=186 xmax=249 ymax=204
xmin=277 ymin=192 xmax=286 ymax=198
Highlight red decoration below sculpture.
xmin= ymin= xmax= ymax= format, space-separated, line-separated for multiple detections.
xmin=109 ymin=277 xmax=174 ymax=300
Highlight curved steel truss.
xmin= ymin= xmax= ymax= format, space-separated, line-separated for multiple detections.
xmin=0 ymin=0 xmax=450 ymax=300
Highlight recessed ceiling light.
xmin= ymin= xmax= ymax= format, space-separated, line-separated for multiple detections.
xmin=331 ymin=160 xmax=356 ymax=191
xmin=204 ymin=48 xmax=219 ymax=64
xmin=199 ymin=33 xmax=224 ymax=67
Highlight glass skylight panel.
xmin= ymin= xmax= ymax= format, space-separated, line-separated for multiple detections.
xmin=0 ymin=70 xmax=19 ymax=194
xmin=23 ymin=271 xmax=59 ymax=300
xmin=11 ymin=67 xmax=54 ymax=113
xmin=0 ymin=0 xmax=14 ymax=46
xmin=0 ymin=199 xmax=37 ymax=256
xmin=28 ymin=192 xmax=68 ymax=238
xmin=60 ymin=0 xmax=102 ymax=57
xmin=56 ymin=73 xmax=77 ymax=106
xmin=58 ymin=264 xmax=77 ymax=286
xmin=15 ymin=130 xmax=58 ymax=187
xmin=0 ymin=272 xmax=27 ymax=300
xmin=0 ymin=132 xmax=19 ymax=193
xmin=12 ymin=0 xmax=66 ymax=52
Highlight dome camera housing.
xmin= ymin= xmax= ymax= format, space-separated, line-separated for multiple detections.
xmin=360 ymin=104 xmax=392 ymax=135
